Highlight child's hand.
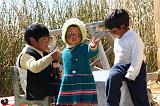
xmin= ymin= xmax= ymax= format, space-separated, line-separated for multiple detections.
xmin=50 ymin=50 xmax=62 ymax=61
xmin=52 ymin=63 xmax=63 ymax=80
xmin=90 ymin=37 xmax=100 ymax=48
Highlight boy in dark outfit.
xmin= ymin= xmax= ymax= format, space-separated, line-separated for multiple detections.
xmin=16 ymin=23 xmax=61 ymax=103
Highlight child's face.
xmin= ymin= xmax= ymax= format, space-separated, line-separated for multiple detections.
xmin=109 ymin=26 xmax=128 ymax=38
xmin=32 ymin=36 xmax=49 ymax=52
xmin=66 ymin=26 xmax=82 ymax=45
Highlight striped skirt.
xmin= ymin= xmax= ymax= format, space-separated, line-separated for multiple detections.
xmin=56 ymin=74 xmax=98 ymax=105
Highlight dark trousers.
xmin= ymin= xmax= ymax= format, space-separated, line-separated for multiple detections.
xmin=105 ymin=62 xmax=150 ymax=106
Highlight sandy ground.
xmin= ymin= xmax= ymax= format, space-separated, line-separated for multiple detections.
xmin=148 ymin=80 xmax=160 ymax=106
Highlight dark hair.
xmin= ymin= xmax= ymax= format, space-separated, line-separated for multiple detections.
xmin=24 ymin=23 xmax=49 ymax=45
xmin=104 ymin=9 xmax=129 ymax=30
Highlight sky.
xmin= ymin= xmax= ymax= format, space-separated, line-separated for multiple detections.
xmin=0 ymin=0 xmax=114 ymax=7
xmin=0 ymin=0 xmax=79 ymax=10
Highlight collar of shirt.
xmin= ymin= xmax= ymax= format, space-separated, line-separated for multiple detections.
xmin=25 ymin=45 xmax=44 ymax=57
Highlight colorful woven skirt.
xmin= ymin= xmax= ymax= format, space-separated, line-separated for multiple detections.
xmin=56 ymin=74 xmax=98 ymax=105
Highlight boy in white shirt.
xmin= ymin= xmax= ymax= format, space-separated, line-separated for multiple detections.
xmin=104 ymin=9 xmax=150 ymax=106
xmin=16 ymin=23 xmax=61 ymax=100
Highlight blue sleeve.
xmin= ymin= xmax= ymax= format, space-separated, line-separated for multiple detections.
xmin=88 ymin=45 xmax=99 ymax=58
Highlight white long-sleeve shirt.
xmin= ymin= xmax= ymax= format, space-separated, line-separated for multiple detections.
xmin=114 ymin=29 xmax=145 ymax=80
xmin=16 ymin=45 xmax=53 ymax=93
xmin=17 ymin=45 xmax=53 ymax=73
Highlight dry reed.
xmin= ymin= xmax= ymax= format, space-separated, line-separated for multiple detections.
xmin=0 ymin=0 xmax=156 ymax=97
